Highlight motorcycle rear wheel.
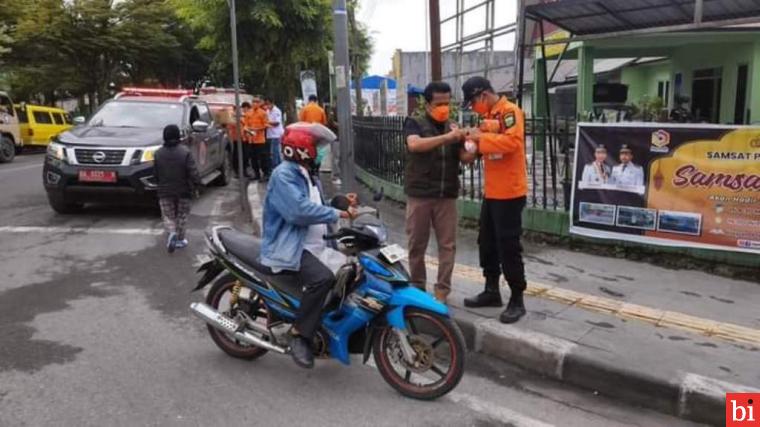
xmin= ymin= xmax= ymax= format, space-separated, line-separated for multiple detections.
xmin=206 ymin=274 xmax=270 ymax=360
xmin=373 ymin=308 xmax=466 ymax=400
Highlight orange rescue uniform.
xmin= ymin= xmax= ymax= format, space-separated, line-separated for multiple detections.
xmin=299 ymin=102 xmax=327 ymax=125
xmin=478 ymin=96 xmax=528 ymax=200
xmin=244 ymin=107 xmax=269 ymax=144
xmin=226 ymin=112 xmax=243 ymax=142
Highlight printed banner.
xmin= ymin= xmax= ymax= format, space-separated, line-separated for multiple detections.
xmin=300 ymin=70 xmax=318 ymax=101
xmin=570 ymin=123 xmax=760 ymax=254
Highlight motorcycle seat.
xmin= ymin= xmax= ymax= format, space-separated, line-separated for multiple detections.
xmin=218 ymin=229 xmax=303 ymax=299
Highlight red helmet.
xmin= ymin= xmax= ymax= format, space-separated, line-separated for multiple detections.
xmin=281 ymin=128 xmax=317 ymax=164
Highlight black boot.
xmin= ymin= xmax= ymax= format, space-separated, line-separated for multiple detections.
xmin=499 ymin=291 xmax=526 ymax=324
xmin=290 ymin=336 xmax=314 ymax=369
xmin=464 ymin=276 xmax=503 ymax=308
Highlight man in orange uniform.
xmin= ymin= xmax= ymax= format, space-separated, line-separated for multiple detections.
xmin=243 ymin=97 xmax=271 ymax=180
xmin=299 ymin=94 xmax=327 ymax=124
xmin=461 ymin=76 xmax=529 ymax=324
xmin=225 ymin=105 xmax=244 ymax=177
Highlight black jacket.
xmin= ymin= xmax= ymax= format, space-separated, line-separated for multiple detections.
xmin=403 ymin=115 xmax=462 ymax=198
xmin=154 ymin=144 xmax=201 ymax=199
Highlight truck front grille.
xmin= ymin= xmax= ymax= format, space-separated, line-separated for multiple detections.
xmin=75 ymin=149 xmax=125 ymax=165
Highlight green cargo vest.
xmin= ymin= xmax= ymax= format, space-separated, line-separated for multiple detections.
xmin=403 ymin=115 xmax=461 ymax=199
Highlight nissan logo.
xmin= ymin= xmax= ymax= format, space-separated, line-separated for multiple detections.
xmin=92 ymin=151 xmax=107 ymax=163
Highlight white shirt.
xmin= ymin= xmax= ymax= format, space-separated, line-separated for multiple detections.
xmin=267 ymin=106 xmax=284 ymax=139
xmin=299 ymin=166 xmax=346 ymax=274
xmin=610 ymin=163 xmax=644 ymax=187
xmin=581 ymin=162 xmax=611 ymax=185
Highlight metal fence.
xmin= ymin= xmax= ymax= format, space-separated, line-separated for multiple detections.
xmin=353 ymin=115 xmax=576 ymax=211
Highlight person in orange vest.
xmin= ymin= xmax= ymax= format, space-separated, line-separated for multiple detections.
xmin=225 ymin=105 xmax=245 ymax=177
xmin=299 ymin=94 xmax=327 ymax=125
xmin=243 ymin=97 xmax=271 ymax=180
xmin=460 ymin=76 xmax=529 ymax=324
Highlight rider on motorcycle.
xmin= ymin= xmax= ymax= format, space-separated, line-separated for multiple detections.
xmin=260 ymin=123 xmax=357 ymax=369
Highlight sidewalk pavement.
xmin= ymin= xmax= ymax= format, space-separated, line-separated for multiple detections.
xmin=253 ymin=178 xmax=760 ymax=426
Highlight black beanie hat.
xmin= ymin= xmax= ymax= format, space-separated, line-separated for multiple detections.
xmin=163 ymin=124 xmax=181 ymax=146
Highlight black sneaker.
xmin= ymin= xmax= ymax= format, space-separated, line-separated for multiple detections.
xmin=463 ymin=291 xmax=503 ymax=308
xmin=499 ymin=294 xmax=526 ymax=324
xmin=290 ymin=336 xmax=314 ymax=369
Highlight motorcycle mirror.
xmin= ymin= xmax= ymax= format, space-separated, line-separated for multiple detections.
xmin=331 ymin=195 xmax=350 ymax=211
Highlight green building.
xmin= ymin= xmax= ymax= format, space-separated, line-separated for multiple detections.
xmin=523 ymin=1 xmax=760 ymax=125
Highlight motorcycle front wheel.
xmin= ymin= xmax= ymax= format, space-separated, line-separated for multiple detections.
xmin=206 ymin=274 xmax=270 ymax=360
xmin=373 ymin=308 xmax=466 ymax=400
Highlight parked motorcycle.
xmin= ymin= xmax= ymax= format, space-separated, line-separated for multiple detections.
xmin=190 ymin=202 xmax=466 ymax=400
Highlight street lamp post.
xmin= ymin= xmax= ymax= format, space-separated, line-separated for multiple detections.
xmin=227 ymin=0 xmax=249 ymax=214
xmin=332 ymin=0 xmax=355 ymax=192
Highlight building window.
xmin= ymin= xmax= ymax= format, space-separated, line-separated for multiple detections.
xmin=657 ymin=81 xmax=670 ymax=105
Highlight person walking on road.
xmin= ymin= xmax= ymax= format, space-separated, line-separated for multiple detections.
xmin=155 ymin=124 xmax=201 ymax=253
xmin=403 ymin=81 xmax=475 ymax=304
xmin=265 ymin=97 xmax=284 ymax=169
xmin=299 ymin=95 xmax=327 ymax=125
xmin=460 ymin=76 xmax=529 ymax=324
xmin=243 ymin=97 xmax=271 ymax=180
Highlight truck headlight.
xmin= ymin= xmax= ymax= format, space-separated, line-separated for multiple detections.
xmin=141 ymin=145 xmax=162 ymax=163
xmin=47 ymin=141 xmax=66 ymax=161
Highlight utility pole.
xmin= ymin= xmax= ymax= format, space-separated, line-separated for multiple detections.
xmin=328 ymin=50 xmax=335 ymax=107
xmin=228 ymin=0 xmax=249 ymax=214
xmin=333 ymin=0 xmax=355 ymax=191
xmin=348 ymin=2 xmax=363 ymax=117
xmin=429 ymin=0 xmax=442 ymax=81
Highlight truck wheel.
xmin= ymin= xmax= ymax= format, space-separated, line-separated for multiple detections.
xmin=213 ymin=150 xmax=232 ymax=187
xmin=48 ymin=193 xmax=83 ymax=214
xmin=0 ymin=136 xmax=15 ymax=163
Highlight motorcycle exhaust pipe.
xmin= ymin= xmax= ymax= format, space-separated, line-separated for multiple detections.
xmin=190 ymin=302 xmax=287 ymax=354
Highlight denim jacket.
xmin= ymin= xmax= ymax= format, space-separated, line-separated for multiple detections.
xmin=260 ymin=161 xmax=339 ymax=272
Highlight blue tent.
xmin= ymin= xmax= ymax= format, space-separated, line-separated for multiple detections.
xmin=351 ymin=75 xmax=397 ymax=90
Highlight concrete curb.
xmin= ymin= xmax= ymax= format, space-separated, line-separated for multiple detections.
xmin=452 ymin=307 xmax=758 ymax=426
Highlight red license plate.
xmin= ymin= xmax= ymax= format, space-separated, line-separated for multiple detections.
xmin=78 ymin=170 xmax=117 ymax=183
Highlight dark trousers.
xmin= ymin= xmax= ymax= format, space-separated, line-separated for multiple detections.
xmin=158 ymin=197 xmax=192 ymax=240
xmin=479 ymin=196 xmax=527 ymax=293
xmin=294 ymin=251 xmax=335 ymax=339
xmin=246 ymin=142 xmax=271 ymax=178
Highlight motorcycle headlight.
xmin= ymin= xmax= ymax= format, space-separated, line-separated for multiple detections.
xmin=141 ymin=145 xmax=162 ymax=163
xmin=47 ymin=141 xmax=66 ymax=161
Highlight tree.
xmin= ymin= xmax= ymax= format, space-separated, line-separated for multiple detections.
xmin=173 ymin=0 xmax=373 ymax=120
xmin=4 ymin=0 xmax=208 ymax=109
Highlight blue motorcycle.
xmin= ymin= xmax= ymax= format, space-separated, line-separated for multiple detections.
xmin=190 ymin=209 xmax=466 ymax=400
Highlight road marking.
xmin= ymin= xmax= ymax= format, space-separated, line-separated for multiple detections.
xmin=365 ymin=359 xmax=553 ymax=426
xmin=428 ymin=256 xmax=760 ymax=346
xmin=0 ymin=226 xmax=163 ymax=236
xmin=448 ymin=392 xmax=555 ymax=427
xmin=0 ymin=163 xmax=43 ymax=174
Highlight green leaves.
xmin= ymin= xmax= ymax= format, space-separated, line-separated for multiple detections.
xmin=2 ymin=0 xmax=208 ymax=108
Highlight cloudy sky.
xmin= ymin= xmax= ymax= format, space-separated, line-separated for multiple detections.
xmin=359 ymin=0 xmax=518 ymax=76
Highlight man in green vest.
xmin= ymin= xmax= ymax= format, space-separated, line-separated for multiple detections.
xmin=403 ymin=81 xmax=475 ymax=303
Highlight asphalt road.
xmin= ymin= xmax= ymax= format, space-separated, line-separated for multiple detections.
xmin=0 ymin=152 xmax=703 ymax=427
